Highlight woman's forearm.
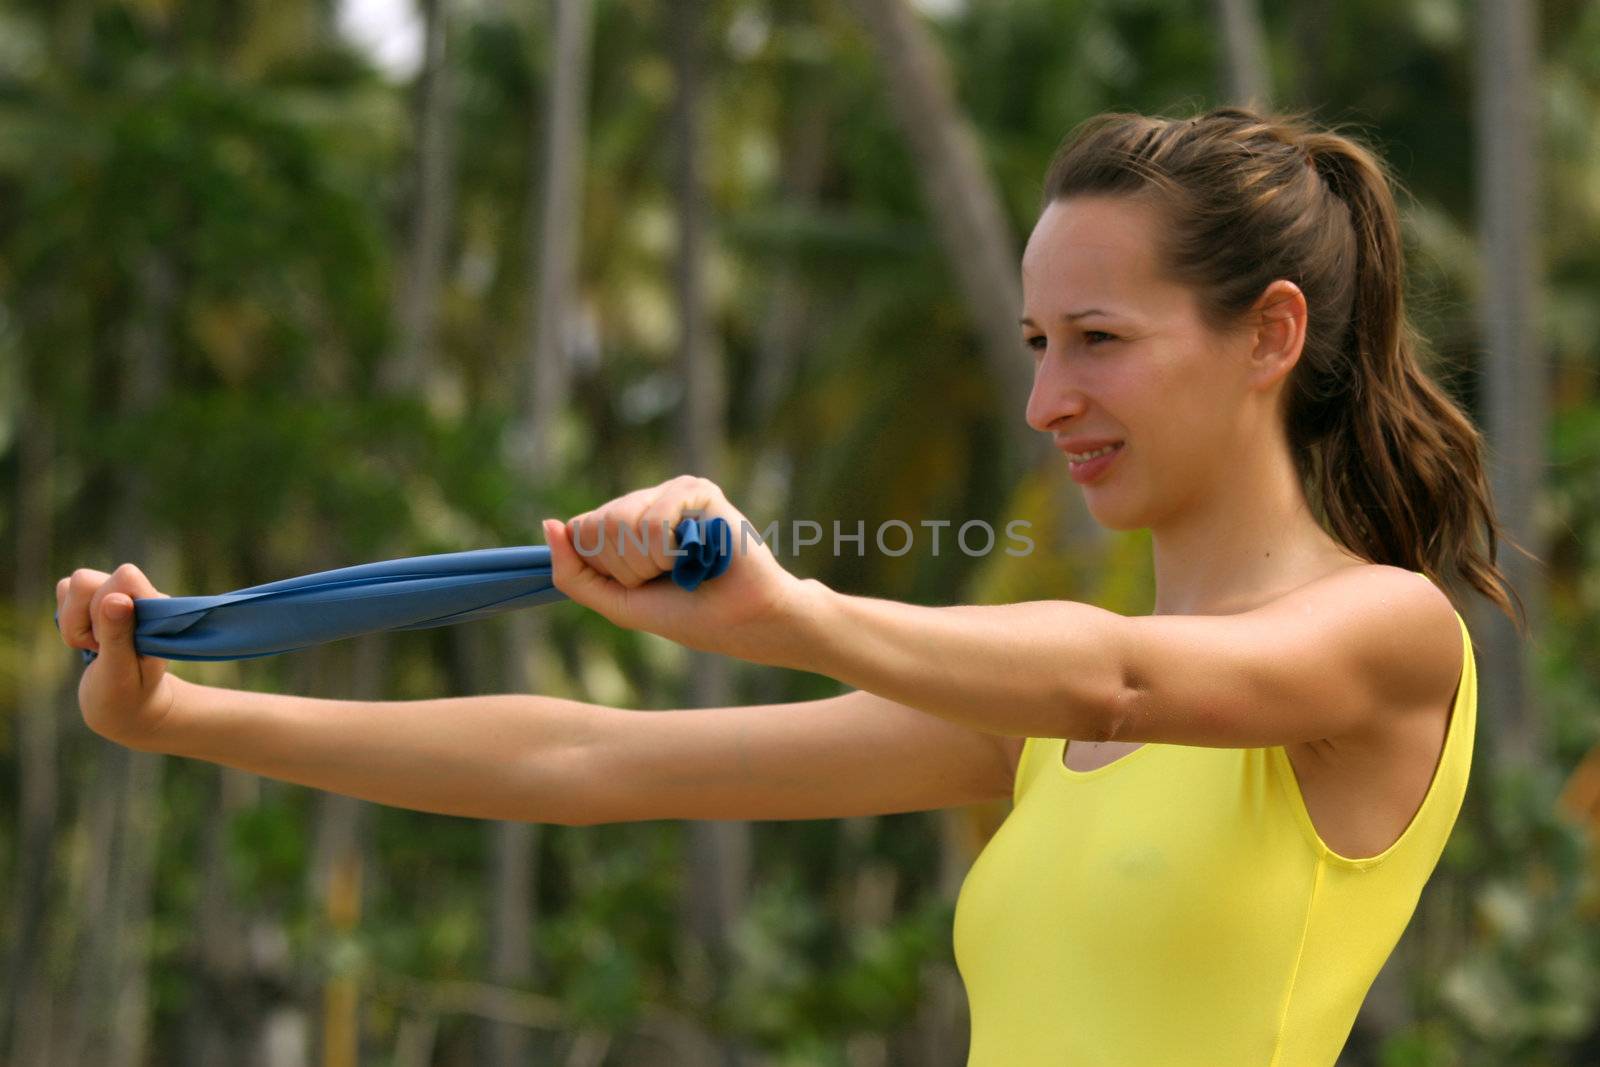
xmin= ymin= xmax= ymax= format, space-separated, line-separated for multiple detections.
xmin=160 ymin=676 xmax=600 ymax=825
xmin=778 ymin=579 xmax=1126 ymax=740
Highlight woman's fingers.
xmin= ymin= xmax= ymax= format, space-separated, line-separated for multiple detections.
xmin=57 ymin=564 xmax=171 ymax=655
xmin=566 ymin=510 xmax=648 ymax=586
xmin=59 ymin=568 xmax=112 ymax=651
xmin=556 ymin=475 xmax=732 ymax=596
xmin=594 ymin=516 xmax=653 ymax=588
xmin=543 ymin=518 xmax=628 ymax=621
xmin=640 ymin=475 xmax=717 ymax=576
xmin=573 ymin=485 xmax=670 ymax=588
xmin=87 ymin=563 xmax=168 ymax=632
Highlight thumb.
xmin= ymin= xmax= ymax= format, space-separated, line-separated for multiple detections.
xmin=543 ymin=519 xmax=625 ymax=618
xmin=93 ymin=593 xmax=141 ymax=676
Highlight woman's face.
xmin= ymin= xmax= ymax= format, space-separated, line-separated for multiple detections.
xmin=1020 ymin=194 xmax=1259 ymax=531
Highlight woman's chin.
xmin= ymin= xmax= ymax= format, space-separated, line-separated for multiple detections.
xmin=1081 ymin=491 xmax=1143 ymax=532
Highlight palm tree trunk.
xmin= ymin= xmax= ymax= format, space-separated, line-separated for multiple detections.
xmin=518 ymin=0 xmax=594 ymax=475
xmin=62 ymin=246 xmax=177 ymax=1067
xmin=478 ymin=3 xmax=597 ymax=1062
xmin=669 ymin=4 xmax=753 ymax=1064
xmin=846 ymin=0 xmax=1049 ymax=481
xmin=312 ymin=0 xmax=463 ymax=1049
xmin=739 ymin=79 xmax=827 ymax=714
xmin=1290 ymin=0 xmax=1331 ymax=110
xmin=381 ymin=0 xmax=458 ymax=397
xmin=308 ymin=631 xmax=387 ymax=1067
xmin=841 ymin=816 xmax=898 ymax=1066
xmin=464 ymin=614 xmax=546 ymax=1067
xmin=1474 ymin=0 xmax=1546 ymax=769
xmin=1213 ymin=0 xmax=1271 ymax=109
xmin=4 ymin=357 xmax=62 ymax=1067
xmin=181 ymin=768 xmax=272 ymax=1064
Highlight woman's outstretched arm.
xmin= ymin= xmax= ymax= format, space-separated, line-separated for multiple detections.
xmin=537 ymin=474 xmax=1127 ymax=745
xmin=152 ymin=677 xmax=1016 ymax=825
xmin=543 ymin=477 xmax=1458 ymax=753
xmin=158 ymin=677 xmax=604 ymax=825
xmin=774 ymin=586 xmax=1126 ymax=743
xmin=774 ymin=566 xmax=1462 ymax=755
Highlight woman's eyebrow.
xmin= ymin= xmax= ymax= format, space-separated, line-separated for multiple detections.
xmin=1018 ymin=309 xmax=1114 ymax=327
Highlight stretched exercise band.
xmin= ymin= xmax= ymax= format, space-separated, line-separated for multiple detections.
xmin=59 ymin=516 xmax=733 ymax=665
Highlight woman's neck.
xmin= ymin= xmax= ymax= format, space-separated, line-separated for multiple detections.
xmin=1148 ymin=450 xmax=1364 ymax=617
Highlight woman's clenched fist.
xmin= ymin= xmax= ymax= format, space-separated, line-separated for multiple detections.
xmin=55 ymin=563 xmax=183 ymax=751
xmin=543 ymin=474 xmax=815 ymax=666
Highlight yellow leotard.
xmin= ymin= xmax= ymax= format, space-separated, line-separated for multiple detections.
xmin=953 ymin=598 xmax=1477 ymax=1066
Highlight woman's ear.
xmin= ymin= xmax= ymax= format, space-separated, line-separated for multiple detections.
xmin=1246 ymin=279 xmax=1308 ymax=388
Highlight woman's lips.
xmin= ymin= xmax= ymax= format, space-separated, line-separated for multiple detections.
xmin=1065 ymin=441 xmax=1124 ymax=484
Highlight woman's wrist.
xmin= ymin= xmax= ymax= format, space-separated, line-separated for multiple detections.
xmin=768 ymin=576 xmax=840 ymax=674
xmin=152 ymin=674 xmax=212 ymax=757
xmin=158 ymin=675 xmax=259 ymax=763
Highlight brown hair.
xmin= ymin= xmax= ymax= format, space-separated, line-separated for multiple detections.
xmin=1040 ymin=105 xmax=1530 ymax=633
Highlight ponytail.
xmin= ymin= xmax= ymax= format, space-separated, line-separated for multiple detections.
xmin=1297 ymin=133 xmax=1530 ymax=634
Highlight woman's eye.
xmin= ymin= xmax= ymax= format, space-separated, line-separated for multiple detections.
xmin=1025 ymin=331 xmax=1114 ymax=354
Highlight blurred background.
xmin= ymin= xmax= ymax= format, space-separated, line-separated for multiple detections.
xmin=2 ymin=0 xmax=1598 ymax=1064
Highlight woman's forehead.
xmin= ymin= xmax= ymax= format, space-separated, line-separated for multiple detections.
xmin=1023 ymin=198 xmax=1157 ymax=273
xmin=1021 ymin=198 xmax=1166 ymax=310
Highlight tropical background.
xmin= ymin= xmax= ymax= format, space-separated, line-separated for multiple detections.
xmin=2 ymin=0 xmax=1598 ymax=1064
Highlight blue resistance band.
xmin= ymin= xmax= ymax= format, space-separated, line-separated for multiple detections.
xmin=59 ymin=516 xmax=733 ymax=665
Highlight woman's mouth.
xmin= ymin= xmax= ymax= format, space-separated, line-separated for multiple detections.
xmin=1065 ymin=442 xmax=1124 ymax=484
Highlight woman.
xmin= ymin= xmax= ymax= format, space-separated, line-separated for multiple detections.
xmin=58 ymin=106 xmax=1525 ymax=1065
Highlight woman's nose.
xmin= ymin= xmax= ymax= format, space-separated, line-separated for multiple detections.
xmin=1025 ymin=355 xmax=1086 ymax=433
